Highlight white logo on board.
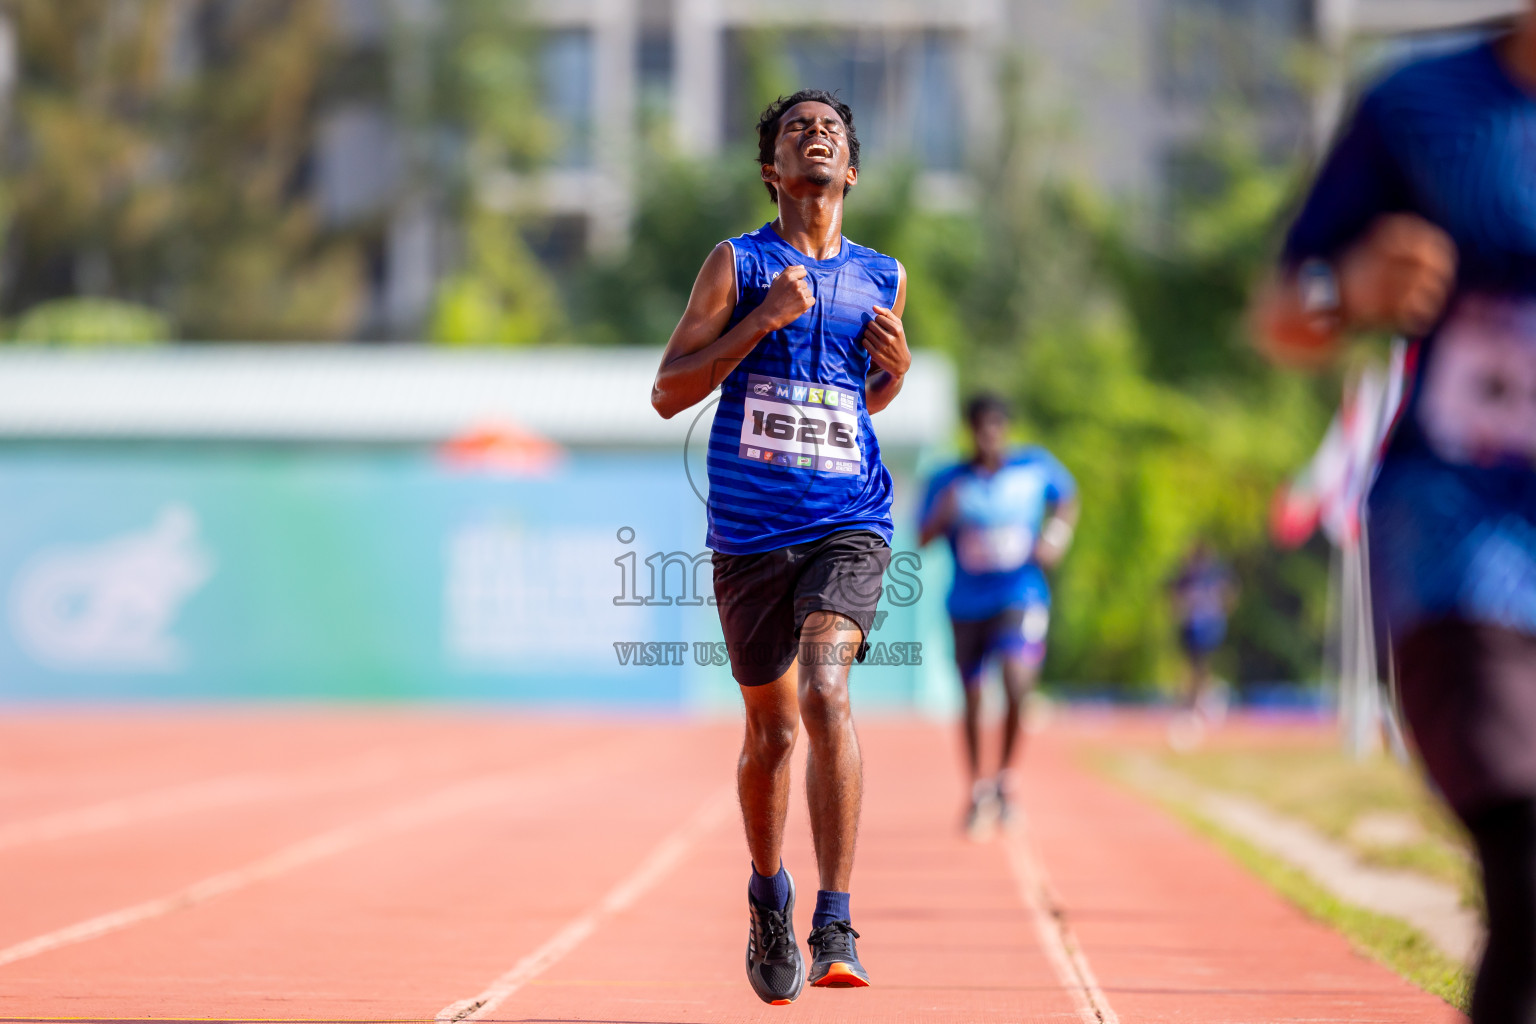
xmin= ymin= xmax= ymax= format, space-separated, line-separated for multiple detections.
xmin=8 ymin=506 xmax=214 ymax=672
xmin=443 ymin=521 xmax=639 ymax=666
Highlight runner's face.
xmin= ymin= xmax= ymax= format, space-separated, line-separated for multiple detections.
xmin=765 ymin=101 xmax=856 ymax=197
xmin=972 ymin=411 xmax=1009 ymax=462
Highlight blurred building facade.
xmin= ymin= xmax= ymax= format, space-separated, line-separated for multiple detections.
xmin=506 ymin=0 xmax=1317 ymax=250
xmin=469 ymin=0 xmax=1524 ymax=260
xmin=0 ymin=0 xmax=1522 ymax=336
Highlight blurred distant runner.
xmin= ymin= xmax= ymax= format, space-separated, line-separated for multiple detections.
xmin=650 ymin=89 xmax=908 ymax=1004
xmin=1253 ymin=10 xmax=1536 ymax=1018
xmin=1167 ymin=541 xmax=1236 ymax=747
xmin=919 ymin=394 xmax=1077 ymax=836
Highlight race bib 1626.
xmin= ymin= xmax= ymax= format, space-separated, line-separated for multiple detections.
xmin=738 ymin=374 xmax=863 ymax=475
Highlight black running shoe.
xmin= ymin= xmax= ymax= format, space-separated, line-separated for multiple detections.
xmin=746 ymin=871 xmax=804 ymax=1005
xmin=807 ymin=920 xmax=870 ymax=988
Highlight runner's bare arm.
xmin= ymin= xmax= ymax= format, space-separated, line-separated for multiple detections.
xmin=1034 ymin=495 xmax=1079 ymax=570
xmin=651 ymin=246 xmax=815 ymax=419
xmin=918 ymin=479 xmax=958 ymax=547
xmin=863 ymin=262 xmax=909 ymax=414
xmin=1252 ymin=214 xmax=1457 ymax=367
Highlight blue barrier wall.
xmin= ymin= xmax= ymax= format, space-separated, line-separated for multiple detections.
xmin=0 ymin=446 xmax=951 ymax=708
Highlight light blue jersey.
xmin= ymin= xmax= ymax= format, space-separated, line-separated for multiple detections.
xmin=920 ymin=448 xmax=1076 ymax=621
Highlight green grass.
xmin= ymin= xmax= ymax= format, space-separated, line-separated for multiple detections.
xmin=1096 ymin=753 xmax=1472 ymax=1011
xmin=1156 ymin=744 xmax=1479 ymax=907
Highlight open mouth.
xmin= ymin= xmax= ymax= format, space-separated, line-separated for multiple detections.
xmin=804 ymin=141 xmax=834 ymax=160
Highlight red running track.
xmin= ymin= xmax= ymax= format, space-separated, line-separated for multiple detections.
xmin=0 ymin=710 xmax=1459 ymax=1023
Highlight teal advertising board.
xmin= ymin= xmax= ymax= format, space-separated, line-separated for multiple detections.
xmin=0 ymin=447 xmax=950 ymax=708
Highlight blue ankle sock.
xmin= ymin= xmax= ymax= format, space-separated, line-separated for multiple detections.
xmin=812 ymin=889 xmax=850 ymax=929
xmin=749 ymin=863 xmax=790 ymax=910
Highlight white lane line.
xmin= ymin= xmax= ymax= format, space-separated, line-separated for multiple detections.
xmin=0 ymin=744 xmax=629 ymax=971
xmin=0 ymin=752 xmax=415 ymax=853
xmin=1004 ymin=827 xmax=1120 ymax=1024
xmin=435 ymin=786 xmax=736 ymax=1023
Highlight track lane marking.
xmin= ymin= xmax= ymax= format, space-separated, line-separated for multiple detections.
xmin=0 ymin=751 xmax=432 ymax=853
xmin=0 ymin=742 xmax=638 ymax=971
xmin=1004 ymin=826 xmax=1120 ymax=1024
xmin=434 ymin=786 xmax=736 ymax=1023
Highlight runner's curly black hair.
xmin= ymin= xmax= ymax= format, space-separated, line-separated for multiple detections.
xmin=755 ymin=89 xmax=860 ymax=204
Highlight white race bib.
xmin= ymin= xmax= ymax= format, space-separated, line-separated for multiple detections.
xmin=737 ymin=374 xmax=863 ymax=475
xmin=1419 ymin=296 xmax=1536 ymax=466
xmin=955 ymin=523 xmax=1033 ymax=575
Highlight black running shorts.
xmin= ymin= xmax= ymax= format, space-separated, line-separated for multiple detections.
xmin=951 ymin=604 xmax=1048 ymax=687
xmin=1396 ymin=619 xmax=1536 ymax=815
xmin=712 ymin=529 xmax=891 ymax=687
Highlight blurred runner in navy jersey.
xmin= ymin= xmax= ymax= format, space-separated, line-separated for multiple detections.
xmin=1253 ymin=10 xmax=1536 ymax=1017
xmin=1167 ymin=541 xmax=1236 ymax=747
xmin=919 ymin=394 xmax=1077 ymax=835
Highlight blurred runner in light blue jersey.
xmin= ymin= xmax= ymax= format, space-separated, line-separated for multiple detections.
xmin=919 ymin=394 xmax=1078 ymax=835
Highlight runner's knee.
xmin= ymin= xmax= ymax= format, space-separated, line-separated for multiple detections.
xmin=744 ymin=712 xmax=798 ymax=767
xmin=798 ymin=673 xmax=850 ymax=733
xmin=1001 ymin=663 xmax=1033 ymax=703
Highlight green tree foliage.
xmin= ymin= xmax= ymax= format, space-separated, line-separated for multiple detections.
xmin=0 ymin=0 xmax=365 ymax=340
xmin=1 ymin=0 xmax=559 ymax=344
xmin=420 ymin=0 xmax=565 ymax=347
xmin=430 ymin=210 xmax=565 ymax=347
xmin=9 ymin=297 xmax=171 ymax=344
xmin=569 ymin=158 xmax=765 ymax=347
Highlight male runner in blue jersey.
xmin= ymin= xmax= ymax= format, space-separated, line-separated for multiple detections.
xmin=918 ymin=394 xmax=1077 ymax=834
xmin=651 ymin=89 xmax=908 ymax=1004
xmin=1253 ymin=10 xmax=1536 ymax=1018
xmin=1168 ymin=541 xmax=1237 ymax=747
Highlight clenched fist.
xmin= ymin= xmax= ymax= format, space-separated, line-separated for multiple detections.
xmin=861 ymin=305 xmax=910 ymax=378
xmin=1340 ymin=214 xmax=1458 ymax=336
xmin=753 ymin=264 xmax=816 ymax=332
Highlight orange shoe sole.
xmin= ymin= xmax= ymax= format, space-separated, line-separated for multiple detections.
xmin=811 ymin=962 xmax=870 ymax=988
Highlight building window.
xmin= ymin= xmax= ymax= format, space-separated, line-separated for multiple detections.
xmin=315 ymin=105 xmax=401 ymax=224
xmin=1160 ymin=0 xmax=1309 ymax=105
xmin=541 ymin=28 xmax=594 ymax=169
xmin=780 ymin=32 xmax=892 ymax=157
xmin=638 ymin=27 xmax=673 ymax=131
xmin=912 ymin=32 xmax=963 ymax=171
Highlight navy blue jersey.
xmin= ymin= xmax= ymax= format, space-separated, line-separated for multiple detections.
xmin=1284 ymin=40 xmax=1536 ymax=638
xmin=705 ymin=224 xmax=899 ymax=555
xmin=919 ymin=448 xmax=1076 ymax=621
xmin=1172 ymin=557 xmax=1233 ymax=630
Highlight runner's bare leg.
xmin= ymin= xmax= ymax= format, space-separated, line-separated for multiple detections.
xmin=998 ymin=656 xmax=1037 ymax=773
xmin=798 ymin=611 xmax=864 ymax=892
xmin=738 ymin=674 xmax=799 ymax=877
xmin=962 ymin=684 xmax=984 ymax=783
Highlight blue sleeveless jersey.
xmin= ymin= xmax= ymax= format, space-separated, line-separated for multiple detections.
xmin=705 ymin=223 xmax=899 ymax=555
xmin=1284 ymin=40 xmax=1536 ymax=639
